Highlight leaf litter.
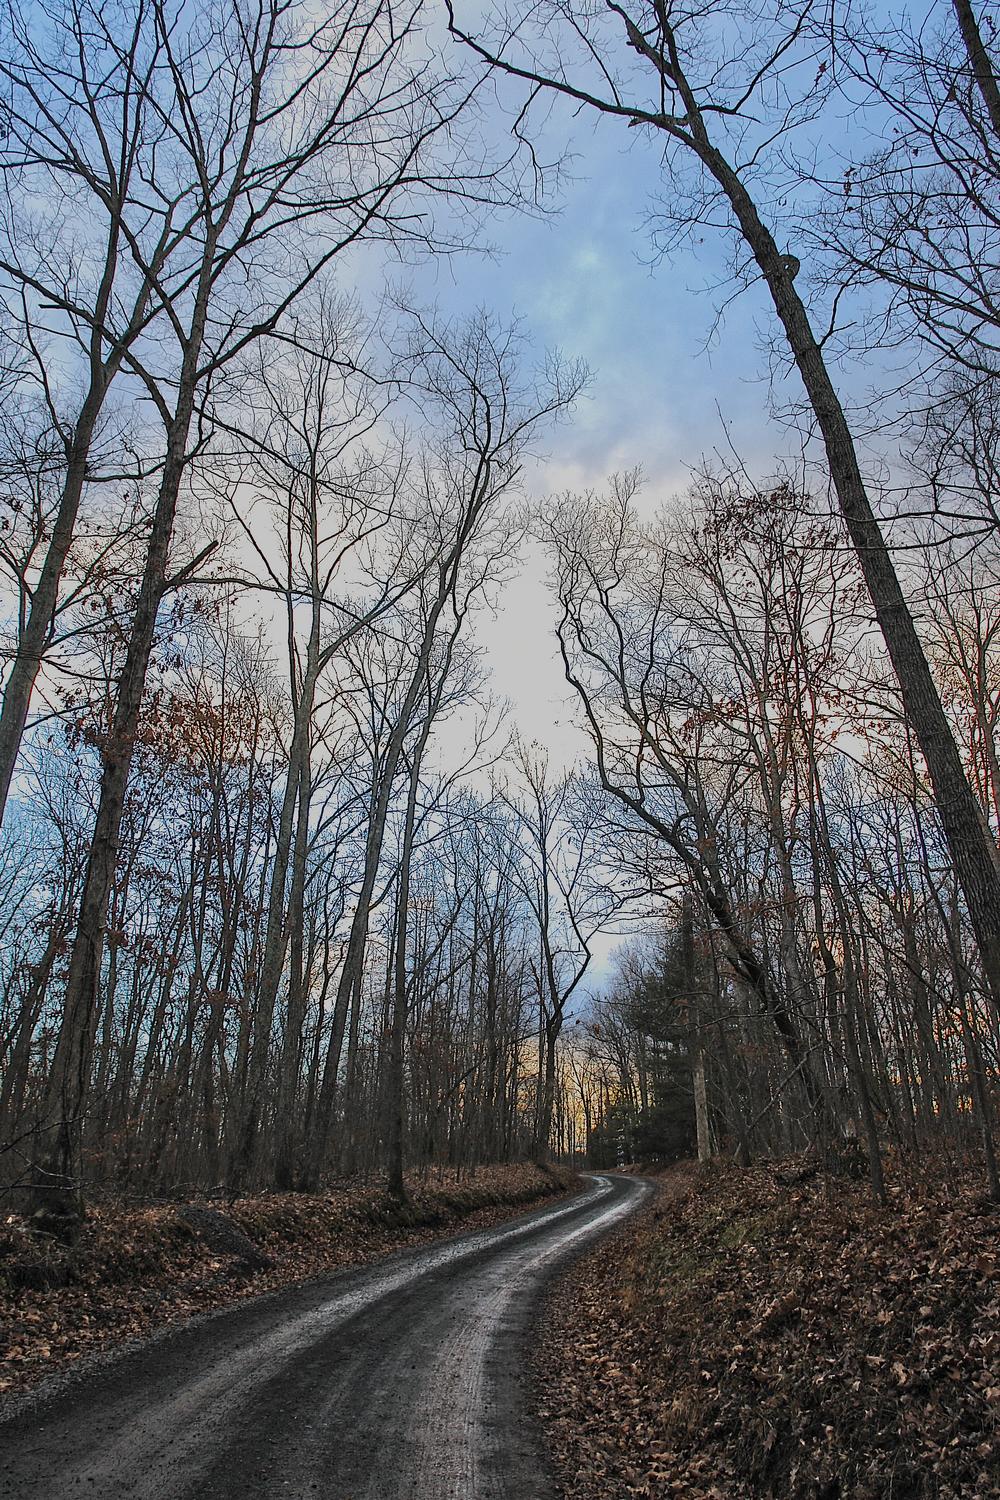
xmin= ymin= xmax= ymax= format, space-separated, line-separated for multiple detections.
xmin=534 ymin=1157 xmax=1000 ymax=1499
xmin=0 ymin=1162 xmax=576 ymax=1401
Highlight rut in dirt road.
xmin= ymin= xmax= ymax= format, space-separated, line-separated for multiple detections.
xmin=0 ymin=1173 xmax=650 ymax=1500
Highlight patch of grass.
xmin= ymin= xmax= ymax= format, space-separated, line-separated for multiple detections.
xmin=717 ymin=1206 xmax=783 ymax=1249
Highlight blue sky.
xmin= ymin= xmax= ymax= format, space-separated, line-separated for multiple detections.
xmin=387 ymin=85 xmax=802 ymax=766
xmin=387 ymin=70 xmax=809 ymax=988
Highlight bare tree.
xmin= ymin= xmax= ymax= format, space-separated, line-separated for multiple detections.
xmin=29 ymin=0 xmax=512 ymax=1208
xmin=544 ymin=475 xmax=848 ymax=1140
xmin=302 ymin=309 xmax=582 ymax=1187
xmin=448 ymin=0 xmax=1000 ymax=1022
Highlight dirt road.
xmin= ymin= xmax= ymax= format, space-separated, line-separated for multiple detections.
xmin=0 ymin=1172 xmax=649 ymax=1499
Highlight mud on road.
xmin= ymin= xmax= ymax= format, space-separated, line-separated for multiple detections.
xmin=0 ymin=1172 xmax=650 ymax=1500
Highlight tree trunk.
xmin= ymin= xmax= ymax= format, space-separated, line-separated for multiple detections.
xmin=697 ymin=138 xmax=1000 ymax=1019
xmin=236 ymin=659 xmax=318 ymax=1186
xmin=534 ymin=1019 xmax=558 ymax=1164
xmin=683 ymin=895 xmax=712 ymax=1163
xmin=952 ymin=0 xmax=1000 ymax=141
xmin=386 ymin=749 xmax=426 ymax=1202
xmin=31 ymin=270 xmax=210 ymax=1206
xmin=273 ymin=755 xmax=314 ymax=1191
xmin=0 ymin=390 xmax=104 ymax=821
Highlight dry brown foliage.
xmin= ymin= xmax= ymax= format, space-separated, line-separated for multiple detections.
xmin=534 ymin=1158 xmax=1000 ymax=1499
xmin=0 ymin=1162 xmax=576 ymax=1399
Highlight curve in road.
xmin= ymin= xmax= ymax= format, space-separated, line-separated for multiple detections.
xmin=0 ymin=1172 xmax=650 ymax=1500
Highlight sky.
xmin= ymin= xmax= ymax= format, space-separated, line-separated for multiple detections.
xmin=356 ymin=43 xmax=818 ymax=991
xmin=393 ymin=101 xmax=791 ymax=774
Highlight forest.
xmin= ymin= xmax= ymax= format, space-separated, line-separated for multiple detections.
xmin=2 ymin=0 xmax=1000 ymax=1234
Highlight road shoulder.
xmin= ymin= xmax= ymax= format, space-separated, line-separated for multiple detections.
xmin=0 ymin=1162 xmax=578 ymax=1407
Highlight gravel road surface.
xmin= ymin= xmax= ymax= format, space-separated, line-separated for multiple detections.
xmin=0 ymin=1172 xmax=650 ymax=1499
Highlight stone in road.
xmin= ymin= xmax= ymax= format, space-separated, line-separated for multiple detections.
xmin=0 ymin=1172 xmax=649 ymax=1499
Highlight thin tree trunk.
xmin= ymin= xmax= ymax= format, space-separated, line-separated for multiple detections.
xmin=386 ymin=752 xmax=423 ymax=1201
xmin=273 ymin=756 xmax=314 ymax=1190
xmin=683 ymin=894 xmax=712 ymax=1163
xmin=0 ymin=395 xmax=104 ymax=820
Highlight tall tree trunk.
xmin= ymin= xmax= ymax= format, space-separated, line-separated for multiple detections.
xmin=273 ymin=756 xmax=314 ymax=1190
xmin=694 ymin=135 xmax=1000 ymax=1018
xmin=386 ymin=750 xmax=424 ymax=1201
xmin=683 ymin=894 xmax=712 ymax=1164
xmin=534 ymin=1018 xmax=559 ymax=1165
xmin=31 ymin=269 xmax=211 ymax=1207
xmin=952 ymin=0 xmax=1000 ymax=140
xmin=235 ymin=664 xmax=318 ymax=1186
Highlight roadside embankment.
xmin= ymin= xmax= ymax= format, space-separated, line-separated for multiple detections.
xmin=534 ymin=1157 xmax=999 ymax=1499
xmin=0 ymin=1161 xmax=577 ymax=1399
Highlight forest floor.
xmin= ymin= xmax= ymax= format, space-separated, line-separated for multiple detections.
xmin=0 ymin=1174 xmax=646 ymax=1500
xmin=0 ymin=1160 xmax=577 ymax=1400
xmin=534 ymin=1154 xmax=1000 ymax=1500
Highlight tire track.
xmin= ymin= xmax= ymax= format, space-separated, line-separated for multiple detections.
xmin=0 ymin=1172 xmax=649 ymax=1500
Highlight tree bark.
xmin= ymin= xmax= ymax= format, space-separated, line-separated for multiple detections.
xmin=952 ymin=0 xmax=1000 ymax=142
